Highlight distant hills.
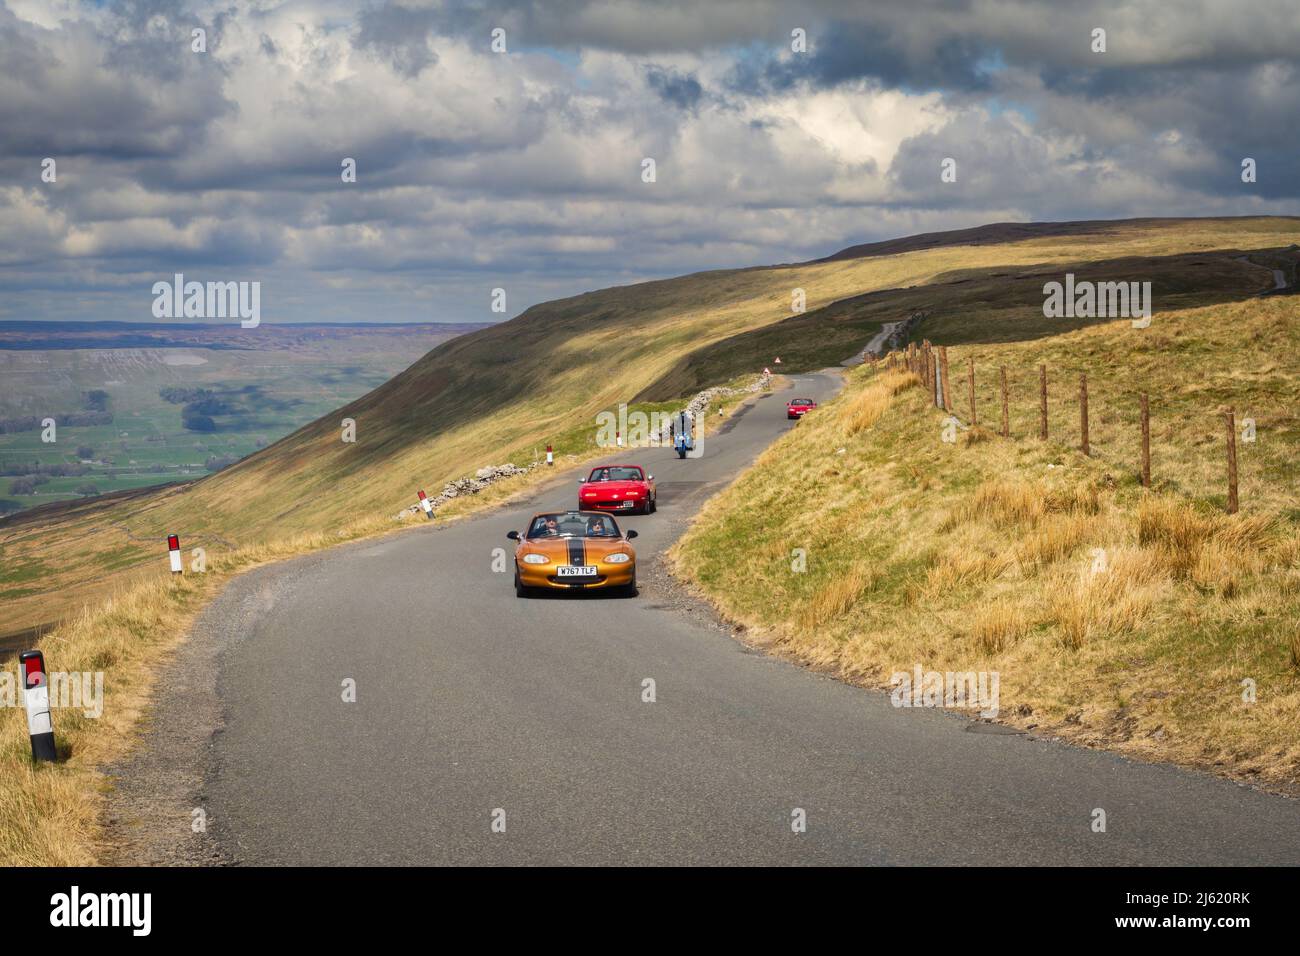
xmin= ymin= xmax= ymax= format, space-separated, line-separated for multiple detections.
xmin=0 ymin=321 xmax=492 ymax=351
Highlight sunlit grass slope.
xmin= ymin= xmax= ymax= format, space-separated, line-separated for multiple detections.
xmin=1 ymin=215 xmax=1298 ymax=863
xmin=5 ymin=217 xmax=1298 ymax=637
xmin=671 ymin=293 xmax=1300 ymax=790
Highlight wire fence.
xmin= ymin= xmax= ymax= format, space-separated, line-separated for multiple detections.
xmin=880 ymin=340 xmax=1245 ymax=514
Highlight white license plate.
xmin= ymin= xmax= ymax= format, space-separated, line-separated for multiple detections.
xmin=556 ymin=565 xmax=597 ymax=577
xmin=620 ymin=500 xmax=635 ymax=508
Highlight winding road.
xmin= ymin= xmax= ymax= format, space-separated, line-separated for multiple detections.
xmin=107 ymin=369 xmax=1300 ymax=866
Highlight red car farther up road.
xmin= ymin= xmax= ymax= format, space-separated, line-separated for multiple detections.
xmin=579 ymin=464 xmax=657 ymax=515
xmin=787 ymin=397 xmax=817 ymax=419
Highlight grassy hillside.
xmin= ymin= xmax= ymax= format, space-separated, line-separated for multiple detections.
xmin=671 ymin=292 xmax=1300 ymax=791
xmin=1 ymin=214 xmax=1298 ymax=863
xmin=4 ymin=217 xmax=1298 ymax=638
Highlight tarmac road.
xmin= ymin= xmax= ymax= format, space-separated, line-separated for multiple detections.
xmin=109 ymin=370 xmax=1300 ymax=865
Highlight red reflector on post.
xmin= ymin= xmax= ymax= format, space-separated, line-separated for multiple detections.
xmin=167 ymin=534 xmax=179 ymax=551
xmin=18 ymin=649 xmax=55 ymax=761
xmin=22 ymin=652 xmax=44 ymax=689
xmin=417 ymin=490 xmax=427 ymax=500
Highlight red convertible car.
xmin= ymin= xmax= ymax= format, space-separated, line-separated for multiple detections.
xmin=787 ymin=397 xmax=818 ymax=419
xmin=579 ymin=464 xmax=657 ymax=514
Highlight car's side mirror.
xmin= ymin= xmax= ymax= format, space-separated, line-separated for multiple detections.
xmin=626 ymin=529 xmax=638 ymax=539
xmin=506 ymin=530 xmax=519 ymax=540
xmin=647 ymin=474 xmax=653 ymax=481
xmin=578 ymin=478 xmax=585 ymax=484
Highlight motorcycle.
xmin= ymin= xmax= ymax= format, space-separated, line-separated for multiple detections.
xmin=670 ymin=410 xmax=694 ymax=459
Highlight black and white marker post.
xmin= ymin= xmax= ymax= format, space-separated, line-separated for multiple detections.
xmin=167 ymin=534 xmax=182 ymax=574
xmin=418 ymin=489 xmax=433 ymax=519
xmin=19 ymin=650 xmax=56 ymax=762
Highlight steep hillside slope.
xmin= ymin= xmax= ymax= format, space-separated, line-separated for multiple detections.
xmin=671 ymin=292 xmax=1300 ymax=790
xmin=2 ymin=215 xmax=1298 ymax=864
xmin=3 ymin=217 xmax=1297 ymax=636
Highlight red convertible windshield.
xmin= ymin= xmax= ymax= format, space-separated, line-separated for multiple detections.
xmin=587 ymin=466 xmax=644 ymax=482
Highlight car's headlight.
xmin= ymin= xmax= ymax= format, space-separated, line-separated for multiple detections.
xmin=522 ymin=553 xmax=549 ymax=564
xmin=605 ymin=552 xmax=631 ymax=564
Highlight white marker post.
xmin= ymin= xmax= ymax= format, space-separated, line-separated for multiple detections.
xmin=19 ymin=650 xmax=56 ymax=762
xmin=418 ymin=489 xmax=433 ymax=519
xmin=546 ymin=444 xmax=554 ymax=466
xmin=616 ymin=431 xmax=624 ymax=447
xmin=167 ymin=534 xmax=182 ymax=574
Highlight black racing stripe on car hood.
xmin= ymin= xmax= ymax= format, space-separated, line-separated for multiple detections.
xmin=567 ymin=537 xmax=585 ymax=566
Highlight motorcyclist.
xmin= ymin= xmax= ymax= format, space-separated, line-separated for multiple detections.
xmin=671 ymin=411 xmax=692 ymax=458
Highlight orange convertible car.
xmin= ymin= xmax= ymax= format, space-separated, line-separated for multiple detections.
xmin=507 ymin=511 xmax=639 ymax=597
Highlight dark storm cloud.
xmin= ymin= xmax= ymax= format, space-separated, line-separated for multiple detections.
xmin=644 ymin=65 xmax=703 ymax=111
xmin=0 ymin=5 xmax=232 ymax=161
xmin=0 ymin=0 xmax=1298 ymax=324
xmin=727 ymin=24 xmax=995 ymax=96
xmin=354 ymin=2 xmax=441 ymax=77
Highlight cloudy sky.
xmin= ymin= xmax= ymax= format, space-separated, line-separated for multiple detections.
xmin=2 ymin=0 xmax=1297 ymax=323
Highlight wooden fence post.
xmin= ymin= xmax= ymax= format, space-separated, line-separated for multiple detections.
xmin=930 ymin=349 xmax=938 ymax=407
xmin=1140 ymin=393 xmax=1150 ymax=488
xmin=1079 ymin=373 xmax=1090 ymax=455
xmin=1039 ymin=364 xmax=1048 ymax=440
xmin=1225 ymin=408 xmax=1239 ymax=514
xmin=925 ymin=347 xmax=935 ymax=406
xmin=968 ymin=358 xmax=978 ymax=426
xmin=1000 ymin=366 xmax=1009 ymax=437
xmin=940 ymin=347 xmax=952 ymax=412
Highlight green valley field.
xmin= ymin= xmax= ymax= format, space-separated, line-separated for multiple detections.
xmin=0 ymin=323 xmax=480 ymax=517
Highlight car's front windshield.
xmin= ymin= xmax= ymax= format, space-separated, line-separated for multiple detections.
xmin=791 ymin=398 xmax=813 ymax=405
xmin=526 ymin=513 xmax=621 ymax=539
xmin=587 ymin=466 xmax=642 ymax=482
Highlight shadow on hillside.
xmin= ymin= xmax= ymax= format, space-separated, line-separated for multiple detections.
xmin=634 ymin=245 xmax=1300 ymax=401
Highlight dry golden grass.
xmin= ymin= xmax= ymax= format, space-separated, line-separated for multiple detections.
xmin=1017 ymin=512 xmax=1094 ymax=568
xmin=673 ymin=300 xmax=1300 ymax=789
xmin=969 ymin=601 xmax=1032 ymax=654
xmin=0 ymin=384 xmax=766 ymax=866
xmin=805 ymin=564 xmax=878 ymax=630
xmin=5 ymin=216 xmax=1298 ymax=862
xmin=925 ymin=539 xmax=1017 ymax=593
xmin=0 ymin=523 xmax=398 ymax=864
xmin=7 ymin=218 xmax=1298 ymax=638
xmin=1047 ymin=548 xmax=1167 ymax=649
